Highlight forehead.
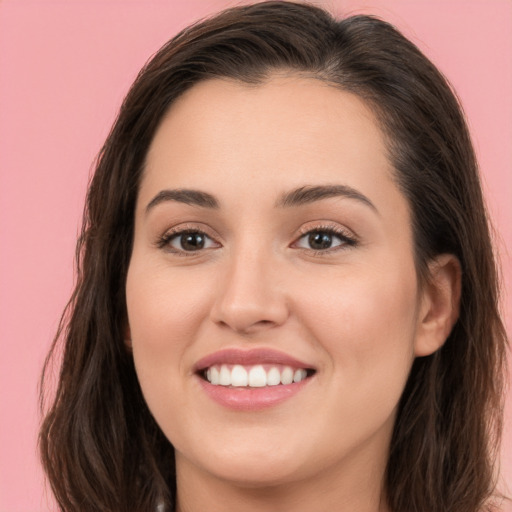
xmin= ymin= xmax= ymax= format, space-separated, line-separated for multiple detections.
xmin=141 ymin=75 xmax=406 ymax=221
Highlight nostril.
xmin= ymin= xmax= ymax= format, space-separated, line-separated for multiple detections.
xmin=216 ymin=318 xmax=278 ymax=336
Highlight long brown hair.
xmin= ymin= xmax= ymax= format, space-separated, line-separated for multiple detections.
xmin=39 ymin=2 xmax=508 ymax=511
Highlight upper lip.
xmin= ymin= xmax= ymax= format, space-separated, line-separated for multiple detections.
xmin=193 ymin=348 xmax=315 ymax=373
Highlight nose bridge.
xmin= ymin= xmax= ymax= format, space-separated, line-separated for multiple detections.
xmin=210 ymin=237 xmax=289 ymax=333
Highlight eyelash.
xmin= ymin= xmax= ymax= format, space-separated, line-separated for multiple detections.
xmin=295 ymin=224 xmax=358 ymax=256
xmin=156 ymin=224 xmax=358 ymax=257
xmin=156 ymin=227 xmax=218 ymax=256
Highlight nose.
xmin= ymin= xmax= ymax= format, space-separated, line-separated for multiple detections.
xmin=209 ymin=248 xmax=289 ymax=335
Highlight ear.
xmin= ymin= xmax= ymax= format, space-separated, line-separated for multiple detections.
xmin=414 ymin=254 xmax=461 ymax=357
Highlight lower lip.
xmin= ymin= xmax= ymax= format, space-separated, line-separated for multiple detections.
xmin=197 ymin=375 xmax=313 ymax=411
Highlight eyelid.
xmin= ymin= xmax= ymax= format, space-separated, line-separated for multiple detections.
xmin=292 ymin=222 xmax=358 ymax=254
xmin=155 ymin=223 xmax=222 ymax=255
xmin=296 ymin=221 xmax=356 ymax=239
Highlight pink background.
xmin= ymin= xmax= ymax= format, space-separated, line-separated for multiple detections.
xmin=0 ymin=1 xmax=510 ymax=510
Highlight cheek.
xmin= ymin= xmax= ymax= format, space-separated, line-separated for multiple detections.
xmin=125 ymin=261 xmax=212 ymax=414
xmin=126 ymin=261 xmax=210 ymax=353
xmin=293 ymin=259 xmax=419 ymax=405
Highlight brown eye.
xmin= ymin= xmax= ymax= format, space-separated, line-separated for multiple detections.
xmin=308 ymin=232 xmax=334 ymax=250
xmin=162 ymin=230 xmax=218 ymax=253
xmin=296 ymin=230 xmax=343 ymax=251
xmin=294 ymin=227 xmax=357 ymax=253
xmin=178 ymin=232 xmax=206 ymax=251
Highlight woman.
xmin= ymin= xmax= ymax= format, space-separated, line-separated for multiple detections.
xmin=39 ymin=1 xmax=508 ymax=511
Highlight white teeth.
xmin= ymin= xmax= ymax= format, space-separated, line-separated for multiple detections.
xmin=209 ymin=366 xmax=219 ymax=385
xmin=293 ymin=369 xmax=307 ymax=383
xmin=266 ymin=367 xmax=281 ymax=386
xmin=219 ymin=365 xmax=231 ymax=385
xmin=249 ymin=365 xmax=267 ymax=387
xmin=231 ymin=365 xmax=248 ymax=386
xmin=280 ymin=366 xmax=294 ymax=385
xmin=203 ymin=364 xmax=311 ymax=387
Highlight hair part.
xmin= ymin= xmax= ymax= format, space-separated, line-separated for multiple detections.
xmin=40 ymin=2 xmax=508 ymax=511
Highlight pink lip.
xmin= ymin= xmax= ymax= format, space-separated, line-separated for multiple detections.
xmin=193 ymin=348 xmax=316 ymax=411
xmin=193 ymin=348 xmax=314 ymax=372
xmin=197 ymin=377 xmax=312 ymax=411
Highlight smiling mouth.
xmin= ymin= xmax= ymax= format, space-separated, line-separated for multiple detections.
xmin=199 ymin=364 xmax=316 ymax=388
xmin=194 ymin=350 xmax=317 ymax=410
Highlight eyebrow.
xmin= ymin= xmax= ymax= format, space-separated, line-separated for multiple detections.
xmin=146 ymin=189 xmax=220 ymax=213
xmin=275 ymin=184 xmax=378 ymax=213
xmin=145 ymin=184 xmax=378 ymax=214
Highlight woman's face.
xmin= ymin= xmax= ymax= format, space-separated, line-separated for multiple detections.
xmin=126 ymin=76 xmax=432 ymax=489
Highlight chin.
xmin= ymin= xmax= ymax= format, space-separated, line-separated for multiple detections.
xmin=206 ymin=458 xmax=306 ymax=488
xmin=177 ymin=437 xmax=312 ymax=488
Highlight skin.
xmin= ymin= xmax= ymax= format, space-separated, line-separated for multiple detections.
xmin=125 ymin=75 xmax=460 ymax=512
